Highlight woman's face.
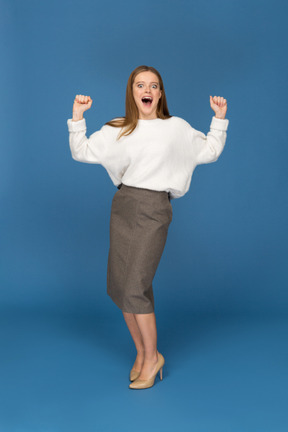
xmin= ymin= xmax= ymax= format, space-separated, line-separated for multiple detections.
xmin=132 ymin=71 xmax=162 ymax=120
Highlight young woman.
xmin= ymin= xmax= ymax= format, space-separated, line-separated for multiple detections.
xmin=67 ymin=65 xmax=229 ymax=390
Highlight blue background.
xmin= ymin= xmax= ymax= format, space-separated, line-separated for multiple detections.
xmin=1 ymin=0 xmax=287 ymax=431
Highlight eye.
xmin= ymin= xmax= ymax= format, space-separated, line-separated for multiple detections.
xmin=137 ymin=84 xmax=143 ymax=88
xmin=152 ymin=85 xmax=157 ymax=88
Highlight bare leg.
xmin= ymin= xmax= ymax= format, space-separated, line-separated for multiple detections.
xmin=133 ymin=312 xmax=159 ymax=380
xmin=122 ymin=312 xmax=145 ymax=371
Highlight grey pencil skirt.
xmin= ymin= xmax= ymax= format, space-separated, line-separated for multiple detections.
xmin=107 ymin=183 xmax=173 ymax=314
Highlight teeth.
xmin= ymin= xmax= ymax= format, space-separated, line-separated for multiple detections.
xmin=142 ymin=98 xmax=152 ymax=105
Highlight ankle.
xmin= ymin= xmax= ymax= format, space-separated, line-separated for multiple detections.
xmin=144 ymin=351 xmax=158 ymax=362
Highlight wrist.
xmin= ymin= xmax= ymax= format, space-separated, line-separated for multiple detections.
xmin=215 ymin=115 xmax=226 ymax=120
xmin=72 ymin=112 xmax=84 ymax=121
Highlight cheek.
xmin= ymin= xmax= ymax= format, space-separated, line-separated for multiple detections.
xmin=155 ymin=91 xmax=161 ymax=99
xmin=134 ymin=90 xmax=141 ymax=100
xmin=133 ymin=91 xmax=139 ymax=102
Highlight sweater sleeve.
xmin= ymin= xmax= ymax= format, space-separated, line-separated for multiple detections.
xmin=67 ymin=118 xmax=110 ymax=164
xmin=190 ymin=116 xmax=229 ymax=166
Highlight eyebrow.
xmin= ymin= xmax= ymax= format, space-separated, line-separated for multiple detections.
xmin=135 ymin=81 xmax=159 ymax=85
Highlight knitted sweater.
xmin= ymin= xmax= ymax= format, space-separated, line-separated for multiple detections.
xmin=67 ymin=115 xmax=229 ymax=199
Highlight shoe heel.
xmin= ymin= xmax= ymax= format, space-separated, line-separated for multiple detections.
xmin=159 ymin=366 xmax=163 ymax=380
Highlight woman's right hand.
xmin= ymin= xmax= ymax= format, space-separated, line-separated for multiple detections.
xmin=72 ymin=94 xmax=93 ymax=120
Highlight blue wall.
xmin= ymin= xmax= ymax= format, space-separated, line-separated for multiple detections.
xmin=1 ymin=0 xmax=287 ymax=314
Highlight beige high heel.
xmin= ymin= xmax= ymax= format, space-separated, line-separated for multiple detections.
xmin=129 ymin=368 xmax=141 ymax=381
xmin=129 ymin=352 xmax=165 ymax=389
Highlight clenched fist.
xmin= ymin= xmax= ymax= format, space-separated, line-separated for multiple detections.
xmin=72 ymin=94 xmax=93 ymax=121
xmin=210 ymin=95 xmax=227 ymax=119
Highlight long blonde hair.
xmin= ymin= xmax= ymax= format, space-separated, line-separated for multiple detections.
xmin=105 ymin=65 xmax=172 ymax=140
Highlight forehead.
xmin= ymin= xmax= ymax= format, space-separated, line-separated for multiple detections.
xmin=134 ymin=71 xmax=159 ymax=84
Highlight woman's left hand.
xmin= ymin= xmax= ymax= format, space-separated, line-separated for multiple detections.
xmin=210 ymin=95 xmax=227 ymax=119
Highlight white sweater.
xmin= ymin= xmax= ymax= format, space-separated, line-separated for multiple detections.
xmin=67 ymin=115 xmax=229 ymax=200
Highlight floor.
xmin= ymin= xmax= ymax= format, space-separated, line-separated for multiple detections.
xmin=0 ymin=304 xmax=287 ymax=432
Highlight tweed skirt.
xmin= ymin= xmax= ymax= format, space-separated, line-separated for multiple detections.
xmin=107 ymin=183 xmax=173 ymax=314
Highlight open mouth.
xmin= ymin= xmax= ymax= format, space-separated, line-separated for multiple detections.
xmin=141 ymin=96 xmax=153 ymax=106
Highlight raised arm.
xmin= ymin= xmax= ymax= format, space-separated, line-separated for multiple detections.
xmin=191 ymin=116 xmax=229 ymax=165
xmin=190 ymin=95 xmax=229 ymax=165
xmin=67 ymin=94 xmax=107 ymax=164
